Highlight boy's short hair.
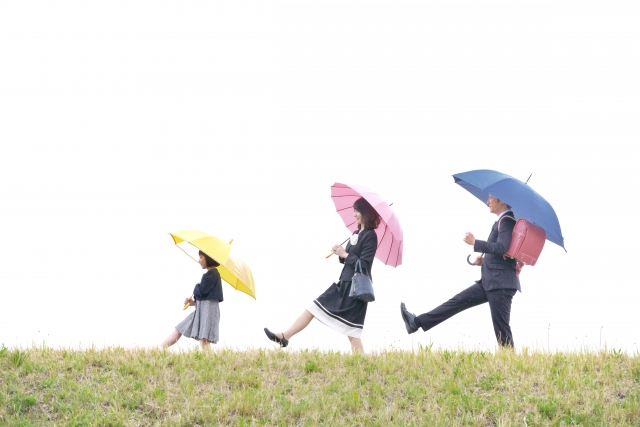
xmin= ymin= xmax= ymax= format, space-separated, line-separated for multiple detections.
xmin=199 ymin=250 xmax=220 ymax=268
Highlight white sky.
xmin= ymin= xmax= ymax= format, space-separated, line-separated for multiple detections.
xmin=1 ymin=1 xmax=638 ymax=354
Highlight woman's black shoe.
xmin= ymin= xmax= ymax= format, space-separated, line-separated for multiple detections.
xmin=264 ymin=328 xmax=288 ymax=347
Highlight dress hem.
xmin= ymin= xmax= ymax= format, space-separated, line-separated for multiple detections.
xmin=308 ymin=301 xmax=363 ymax=339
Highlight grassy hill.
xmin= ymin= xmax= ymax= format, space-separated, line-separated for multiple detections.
xmin=1 ymin=345 xmax=639 ymax=426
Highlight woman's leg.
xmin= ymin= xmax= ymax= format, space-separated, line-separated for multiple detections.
xmin=161 ymin=329 xmax=182 ymax=348
xmin=199 ymin=338 xmax=210 ymax=349
xmin=276 ymin=310 xmax=314 ymax=340
xmin=348 ymin=336 xmax=364 ymax=353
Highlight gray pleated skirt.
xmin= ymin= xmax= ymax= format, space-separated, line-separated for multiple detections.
xmin=175 ymin=299 xmax=220 ymax=343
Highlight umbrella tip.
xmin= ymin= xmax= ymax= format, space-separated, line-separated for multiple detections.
xmin=229 ymin=239 xmax=233 ymax=244
xmin=525 ymin=174 xmax=532 ymax=184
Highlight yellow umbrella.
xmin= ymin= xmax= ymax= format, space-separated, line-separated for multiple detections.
xmin=169 ymin=230 xmax=256 ymax=305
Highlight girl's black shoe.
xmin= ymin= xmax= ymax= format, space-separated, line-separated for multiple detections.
xmin=264 ymin=328 xmax=288 ymax=347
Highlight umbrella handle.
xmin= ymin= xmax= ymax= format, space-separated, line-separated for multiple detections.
xmin=183 ymin=295 xmax=194 ymax=310
xmin=467 ymin=254 xmax=485 ymax=266
xmin=325 ymin=237 xmax=351 ymax=259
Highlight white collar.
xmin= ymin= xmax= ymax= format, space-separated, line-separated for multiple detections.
xmin=497 ymin=210 xmax=512 ymax=219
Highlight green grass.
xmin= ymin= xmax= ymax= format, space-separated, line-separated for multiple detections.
xmin=1 ymin=344 xmax=639 ymax=426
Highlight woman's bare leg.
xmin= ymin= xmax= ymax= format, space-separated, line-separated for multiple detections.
xmin=348 ymin=336 xmax=364 ymax=353
xmin=276 ymin=310 xmax=314 ymax=340
xmin=199 ymin=338 xmax=210 ymax=349
xmin=161 ymin=329 xmax=182 ymax=348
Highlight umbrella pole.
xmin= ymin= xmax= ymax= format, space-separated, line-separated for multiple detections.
xmin=325 ymin=237 xmax=351 ymax=259
xmin=176 ymin=244 xmax=199 ymax=263
xmin=174 ymin=245 xmax=198 ymax=310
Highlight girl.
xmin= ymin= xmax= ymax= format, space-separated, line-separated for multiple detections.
xmin=162 ymin=250 xmax=223 ymax=349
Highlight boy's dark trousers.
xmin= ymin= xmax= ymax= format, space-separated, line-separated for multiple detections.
xmin=415 ymin=282 xmax=517 ymax=347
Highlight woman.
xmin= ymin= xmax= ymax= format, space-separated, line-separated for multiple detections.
xmin=161 ymin=250 xmax=223 ymax=350
xmin=264 ymin=197 xmax=381 ymax=353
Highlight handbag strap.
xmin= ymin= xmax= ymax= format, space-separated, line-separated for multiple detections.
xmin=354 ymin=259 xmax=371 ymax=277
xmin=355 ymin=259 xmax=363 ymax=273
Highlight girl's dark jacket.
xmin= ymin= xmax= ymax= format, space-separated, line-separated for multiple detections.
xmin=193 ymin=268 xmax=224 ymax=302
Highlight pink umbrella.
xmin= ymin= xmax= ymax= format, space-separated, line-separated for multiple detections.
xmin=330 ymin=182 xmax=403 ymax=267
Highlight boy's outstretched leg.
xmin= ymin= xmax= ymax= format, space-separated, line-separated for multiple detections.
xmin=401 ymin=283 xmax=488 ymax=335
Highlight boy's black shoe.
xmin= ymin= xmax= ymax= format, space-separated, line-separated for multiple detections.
xmin=400 ymin=302 xmax=419 ymax=334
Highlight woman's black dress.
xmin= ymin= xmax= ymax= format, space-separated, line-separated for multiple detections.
xmin=307 ymin=228 xmax=378 ymax=338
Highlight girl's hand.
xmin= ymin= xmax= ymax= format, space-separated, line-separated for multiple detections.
xmin=332 ymin=245 xmax=348 ymax=258
xmin=184 ymin=297 xmax=195 ymax=306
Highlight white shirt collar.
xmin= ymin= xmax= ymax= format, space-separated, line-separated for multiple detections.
xmin=497 ymin=209 xmax=512 ymax=219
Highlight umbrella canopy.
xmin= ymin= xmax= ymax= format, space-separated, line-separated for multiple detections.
xmin=169 ymin=230 xmax=256 ymax=299
xmin=331 ymin=182 xmax=404 ymax=267
xmin=452 ymin=169 xmax=565 ymax=250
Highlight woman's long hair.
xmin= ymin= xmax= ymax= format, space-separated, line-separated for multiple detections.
xmin=353 ymin=197 xmax=382 ymax=230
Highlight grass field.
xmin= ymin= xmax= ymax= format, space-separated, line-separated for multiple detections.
xmin=1 ymin=344 xmax=639 ymax=426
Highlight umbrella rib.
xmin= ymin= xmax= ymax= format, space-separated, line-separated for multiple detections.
xmin=389 ymin=240 xmax=400 ymax=263
xmin=380 ymin=224 xmax=393 ymax=265
xmin=177 ymin=243 xmax=199 ymax=263
xmin=377 ymin=224 xmax=391 ymax=265
xmin=377 ymin=224 xmax=387 ymax=251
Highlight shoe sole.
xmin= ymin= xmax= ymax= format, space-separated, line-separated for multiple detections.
xmin=400 ymin=303 xmax=415 ymax=334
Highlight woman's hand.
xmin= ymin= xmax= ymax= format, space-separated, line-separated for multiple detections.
xmin=332 ymin=245 xmax=348 ymax=258
xmin=184 ymin=297 xmax=195 ymax=306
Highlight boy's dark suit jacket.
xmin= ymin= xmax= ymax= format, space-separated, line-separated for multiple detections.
xmin=338 ymin=228 xmax=378 ymax=282
xmin=473 ymin=211 xmax=521 ymax=292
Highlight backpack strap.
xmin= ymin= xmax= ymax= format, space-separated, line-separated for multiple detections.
xmin=498 ymin=215 xmax=523 ymax=274
xmin=498 ymin=215 xmax=516 ymax=232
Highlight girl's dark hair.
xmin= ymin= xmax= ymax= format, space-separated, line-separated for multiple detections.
xmin=353 ymin=197 xmax=382 ymax=230
xmin=198 ymin=250 xmax=220 ymax=268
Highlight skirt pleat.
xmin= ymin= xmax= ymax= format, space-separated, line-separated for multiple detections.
xmin=176 ymin=299 xmax=220 ymax=343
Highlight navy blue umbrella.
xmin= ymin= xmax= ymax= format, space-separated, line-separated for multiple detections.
xmin=453 ymin=169 xmax=565 ymax=250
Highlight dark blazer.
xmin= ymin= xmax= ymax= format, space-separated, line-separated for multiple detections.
xmin=338 ymin=228 xmax=378 ymax=282
xmin=473 ymin=211 xmax=521 ymax=292
xmin=193 ymin=268 xmax=224 ymax=302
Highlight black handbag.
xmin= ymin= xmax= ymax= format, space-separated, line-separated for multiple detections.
xmin=349 ymin=259 xmax=375 ymax=302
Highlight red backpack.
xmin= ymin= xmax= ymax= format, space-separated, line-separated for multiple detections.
xmin=499 ymin=216 xmax=546 ymax=276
